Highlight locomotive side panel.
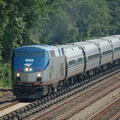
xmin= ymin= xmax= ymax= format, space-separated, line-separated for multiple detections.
xmin=45 ymin=56 xmax=66 ymax=85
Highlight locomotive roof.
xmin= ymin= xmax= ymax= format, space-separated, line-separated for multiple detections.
xmin=15 ymin=44 xmax=59 ymax=51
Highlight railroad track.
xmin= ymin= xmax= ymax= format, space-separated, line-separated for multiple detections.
xmin=0 ymin=66 xmax=120 ymax=120
xmin=0 ymin=100 xmax=19 ymax=111
xmin=57 ymin=87 xmax=120 ymax=120
xmin=88 ymin=98 xmax=120 ymax=120
xmin=111 ymin=111 xmax=120 ymax=120
xmin=0 ymin=100 xmax=31 ymax=118
xmin=30 ymin=73 xmax=120 ymax=120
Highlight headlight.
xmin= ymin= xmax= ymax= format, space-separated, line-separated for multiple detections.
xmin=24 ymin=67 xmax=33 ymax=72
xmin=17 ymin=73 xmax=20 ymax=77
xmin=24 ymin=67 xmax=29 ymax=71
xmin=37 ymin=73 xmax=41 ymax=77
xmin=29 ymin=68 xmax=33 ymax=71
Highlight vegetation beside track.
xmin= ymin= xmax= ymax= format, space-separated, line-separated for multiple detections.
xmin=0 ymin=63 xmax=11 ymax=87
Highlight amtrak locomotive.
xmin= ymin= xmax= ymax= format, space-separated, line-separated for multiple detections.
xmin=12 ymin=35 xmax=120 ymax=99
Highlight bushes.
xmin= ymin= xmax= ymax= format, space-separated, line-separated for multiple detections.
xmin=0 ymin=63 xmax=12 ymax=87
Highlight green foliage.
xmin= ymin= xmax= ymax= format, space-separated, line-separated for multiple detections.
xmin=0 ymin=62 xmax=12 ymax=87
xmin=30 ymin=0 xmax=79 ymax=44
xmin=1 ymin=0 xmax=120 ymax=63
xmin=0 ymin=41 xmax=2 ymax=61
xmin=106 ymin=0 xmax=120 ymax=34
xmin=0 ymin=0 xmax=8 ymax=39
xmin=74 ymin=0 xmax=111 ymax=40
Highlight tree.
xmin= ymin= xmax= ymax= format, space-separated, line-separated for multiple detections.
xmin=0 ymin=0 xmax=119 ymax=63
xmin=0 ymin=0 xmax=8 ymax=61
xmin=106 ymin=0 xmax=120 ymax=35
xmin=1 ymin=0 xmax=41 ymax=62
xmin=72 ymin=0 xmax=111 ymax=40
xmin=29 ymin=0 xmax=79 ymax=44
xmin=1 ymin=0 xmax=26 ymax=62
xmin=0 ymin=42 xmax=2 ymax=61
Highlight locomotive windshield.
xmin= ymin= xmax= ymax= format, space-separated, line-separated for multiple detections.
xmin=15 ymin=51 xmax=45 ymax=57
xmin=15 ymin=51 xmax=29 ymax=57
xmin=13 ymin=49 xmax=49 ymax=72
xmin=31 ymin=51 xmax=44 ymax=57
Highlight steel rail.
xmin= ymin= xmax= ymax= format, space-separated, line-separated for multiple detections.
xmin=88 ymin=97 xmax=120 ymax=120
xmin=0 ymin=100 xmax=19 ymax=111
xmin=53 ymin=84 xmax=120 ymax=120
xmin=31 ymin=74 xmax=120 ymax=120
xmin=110 ymin=111 xmax=120 ymax=120
xmin=52 ymin=83 xmax=120 ymax=120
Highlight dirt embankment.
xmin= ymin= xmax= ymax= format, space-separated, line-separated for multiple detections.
xmin=0 ymin=87 xmax=16 ymax=103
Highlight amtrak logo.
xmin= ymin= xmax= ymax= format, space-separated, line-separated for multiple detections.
xmin=24 ymin=63 xmax=33 ymax=67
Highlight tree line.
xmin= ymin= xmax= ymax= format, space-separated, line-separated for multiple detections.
xmin=0 ymin=0 xmax=120 ymax=63
xmin=0 ymin=0 xmax=120 ymax=86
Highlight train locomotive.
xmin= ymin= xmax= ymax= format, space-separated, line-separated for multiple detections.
xmin=12 ymin=35 xmax=120 ymax=99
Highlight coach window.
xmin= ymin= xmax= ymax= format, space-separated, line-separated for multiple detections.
xmin=69 ymin=60 xmax=75 ymax=65
xmin=88 ymin=53 xmax=99 ymax=60
xmin=103 ymin=50 xmax=112 ymax=55
xmin=78 ymin=58 xmax=82 ymax=63
xmin=88 ymin=55 xmax=93 ymax=60
xmin=115 ymin=47 xmax=120 ymax=52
